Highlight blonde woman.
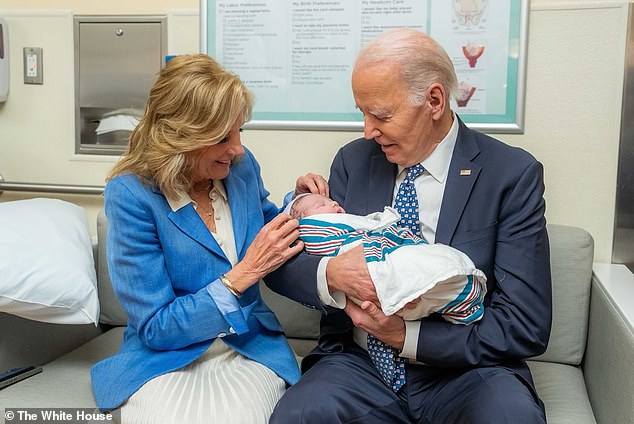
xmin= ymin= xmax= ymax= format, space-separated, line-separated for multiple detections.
xmin=91 ymin=54 xmax=316 ymax=423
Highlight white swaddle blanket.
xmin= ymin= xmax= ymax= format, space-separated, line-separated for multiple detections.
xmin=298 ymin=207 xmax=487 ymax=323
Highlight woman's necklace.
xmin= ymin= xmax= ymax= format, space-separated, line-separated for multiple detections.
xmin=202 ymin=197 xmax=216 ymax=232
xmin=191 ymin=180 xmax=216 ymax=232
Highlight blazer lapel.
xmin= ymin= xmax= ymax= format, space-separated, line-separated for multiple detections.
xmin=223 ymin=171 xmax=248 ymax=258
xmin=436 ymin=119 xmax=481 ymax=245
xmin=368 ymin=154 xmax=397 ymax=213
xmin=167 ymin=203 xmax=228 ymax=259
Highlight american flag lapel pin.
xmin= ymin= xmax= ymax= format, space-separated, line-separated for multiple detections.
xmin=460 ymin=169 xmax=472 ymax=176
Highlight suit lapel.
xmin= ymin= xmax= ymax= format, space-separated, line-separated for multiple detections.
xmin=368 ymin=154 xmax=397 ymax=213
xmin=435 ymin=120 xmax=481 ymax=245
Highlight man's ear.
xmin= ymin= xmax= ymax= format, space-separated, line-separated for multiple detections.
xmin=426 ymin=83 xmax=447 ymax=121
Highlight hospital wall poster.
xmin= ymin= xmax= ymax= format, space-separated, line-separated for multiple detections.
xmin=200 ymin=0 xmax=528 ymax=133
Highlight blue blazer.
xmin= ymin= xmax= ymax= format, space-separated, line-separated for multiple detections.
xmin=91 ymin=149 xmax=300 ymax=411
xmin=267 ymin=118 xmax=552 ymax=382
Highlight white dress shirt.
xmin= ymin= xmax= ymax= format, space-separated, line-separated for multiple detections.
xmin=316 ymin=116 xmax=459 ymax=359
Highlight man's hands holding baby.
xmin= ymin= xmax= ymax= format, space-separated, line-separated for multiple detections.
xmin=326 ymin=245 xmax=377 ymax=302
xmin=345 ymin=301 xmax=406 ymax=351
xmin=327 ymin=245 xmax=407 ymax=350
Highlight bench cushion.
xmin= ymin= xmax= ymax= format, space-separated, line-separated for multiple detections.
xmin=532 ymin=224 xmax=594 ymax=366
xmin=0 ymin=327 xmax=123 ymax=409
xmin=528 ymin=360 xmax=596 ymax=424
xmin=96 ymin=211 xmax=127 ymax=326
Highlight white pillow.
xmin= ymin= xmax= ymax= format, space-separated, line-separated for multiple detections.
xmin=0 ymin=198 xmax=99 ymax=325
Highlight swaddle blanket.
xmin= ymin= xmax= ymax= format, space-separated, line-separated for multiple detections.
xmin=298 ymin=207 xmax=487 ymax=323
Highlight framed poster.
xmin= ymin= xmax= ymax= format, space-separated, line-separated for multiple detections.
xmin=201 ymin=0 xmax=528 ymax=133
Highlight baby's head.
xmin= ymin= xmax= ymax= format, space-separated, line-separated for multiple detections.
xmin=287 ymin=193 xmax=345 ymax=219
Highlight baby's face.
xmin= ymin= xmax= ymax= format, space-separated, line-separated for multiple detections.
xmin=297 ymin=194 xmax=345 ymax=217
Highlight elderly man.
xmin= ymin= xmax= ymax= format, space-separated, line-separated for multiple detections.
xmin=267 ymin=28 xmax=551 ymax=423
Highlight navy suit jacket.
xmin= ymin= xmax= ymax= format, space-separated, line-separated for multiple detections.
xmin=267 ymin=118 xmax=552 ymax=379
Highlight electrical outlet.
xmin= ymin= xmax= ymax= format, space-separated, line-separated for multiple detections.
xmin=23 ymin=47 xmax=43 ymax=84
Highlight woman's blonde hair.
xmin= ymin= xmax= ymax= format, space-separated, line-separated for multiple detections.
xmin=107 ymin=54 xmax=253 ymax=199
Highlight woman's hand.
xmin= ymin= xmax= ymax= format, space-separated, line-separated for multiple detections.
xmin=225 ymin=214 xmax=304 ymax=292
xmin=294 ymin=173 xmax=329 ymax=197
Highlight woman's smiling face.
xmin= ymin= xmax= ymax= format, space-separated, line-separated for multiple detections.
xmin=189 ymin=116 xmax=244 ymax=182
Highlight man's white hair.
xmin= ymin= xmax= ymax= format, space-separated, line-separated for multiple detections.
xmin=355 ymin=28 xmax=458 ymax=106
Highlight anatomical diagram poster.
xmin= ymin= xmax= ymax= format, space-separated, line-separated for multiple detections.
xmin=203 ymin=0 xmax=526 ymax=132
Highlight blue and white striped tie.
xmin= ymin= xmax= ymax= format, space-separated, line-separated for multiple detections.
xmin=367 ymin=163 xmax=424 ymax=392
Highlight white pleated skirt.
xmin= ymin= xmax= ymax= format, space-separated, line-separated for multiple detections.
xmin=119 ymin=339 xmax=286 ymax=424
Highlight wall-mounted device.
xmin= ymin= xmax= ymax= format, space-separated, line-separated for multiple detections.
xmin=74 ymin=15 xmax=167 ymax=155
xmin=0 ymin=17 xmax=9 ymax=102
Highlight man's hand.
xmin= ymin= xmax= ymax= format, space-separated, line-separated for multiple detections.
xmin=325 ymin=245 xmax=378 ymax=302
xmin=345 ymin=300 xmax=406 ymax=351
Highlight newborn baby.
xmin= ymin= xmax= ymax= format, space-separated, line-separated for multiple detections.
xmin=285 ymin=193 xmax=487 ymax=323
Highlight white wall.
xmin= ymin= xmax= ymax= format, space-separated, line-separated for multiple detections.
xmin=503 ymin=0 xmax=628 ymax=262
xmin=0 ymin=0 xmax=629 ymax=262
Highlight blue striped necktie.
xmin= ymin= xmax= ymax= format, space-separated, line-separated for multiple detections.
xmin=367 ymin=163 xmax=425 ymax=392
